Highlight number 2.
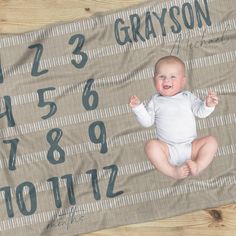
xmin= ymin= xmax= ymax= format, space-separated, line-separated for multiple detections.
xmin=29 ymin=43 xmax=49 ymax=77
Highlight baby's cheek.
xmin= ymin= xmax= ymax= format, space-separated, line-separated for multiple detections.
xmin=173 ymin=80 xmax=183 ymax=89
xmin=155 ymin=81 xmax=162 ymax=91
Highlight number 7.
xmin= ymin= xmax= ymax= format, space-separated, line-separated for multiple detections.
xmin=3 ymin=138 xmax=19 ymax=171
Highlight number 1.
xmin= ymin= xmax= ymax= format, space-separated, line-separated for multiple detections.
xmin=0 ymin=59 xmax=3 ymax=83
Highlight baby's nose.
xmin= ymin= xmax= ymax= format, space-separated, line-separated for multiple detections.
xmin=163 ymin=77 xmax=171 ymax=82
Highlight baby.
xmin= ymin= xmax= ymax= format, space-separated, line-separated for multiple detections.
xmin=129 ymin=56 xmax=219 ymax=180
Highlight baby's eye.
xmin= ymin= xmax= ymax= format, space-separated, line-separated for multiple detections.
xmin=171 ymin=76 xmax=176 ymax=79
xmin=158 ymin=75 xmax=165 ymax=80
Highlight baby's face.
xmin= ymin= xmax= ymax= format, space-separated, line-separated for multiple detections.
xmin=154 ymin=61 xmax=186 ymax=96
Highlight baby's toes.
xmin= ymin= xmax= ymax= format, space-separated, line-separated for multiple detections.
xmin=183 ymin=164 xmax=190 ymax=172
xmin=178 ymin=165 xmax=189 ymax=178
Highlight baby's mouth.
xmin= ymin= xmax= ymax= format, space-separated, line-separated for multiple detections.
xmin=163 ymin=85 xmax=172 ymax=90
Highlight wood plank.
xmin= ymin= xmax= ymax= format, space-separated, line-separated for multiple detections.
xmin=83 ymin=204 xmax=236 ymax=236
xmin=0 ymin=0 xmax=145 ymax=33
xmin=0 ymin=1 xmax=235 ymax=236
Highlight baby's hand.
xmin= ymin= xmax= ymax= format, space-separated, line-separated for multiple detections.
xmin=129 ymin=95 xmax=141 ymax=108
xmin=206 ymin=91 xmax=219 ymax=107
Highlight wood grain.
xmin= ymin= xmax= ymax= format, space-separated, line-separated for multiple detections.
xmin=83 ymin=205 xmax=236 ymax=236
xmin=0 ymin=0 xmax=145 ymax=33
xmin=0 ymin=1 xmax=235 ymax=236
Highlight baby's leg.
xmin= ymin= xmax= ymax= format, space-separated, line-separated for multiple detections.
xmin=145 ymin=139 xmax=190 ymax=180
xmin=187 ymin=136 xmax=218 ymax=176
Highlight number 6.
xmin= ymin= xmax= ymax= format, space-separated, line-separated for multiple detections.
xmin=82 ymin=79 xmax=98 ymax=111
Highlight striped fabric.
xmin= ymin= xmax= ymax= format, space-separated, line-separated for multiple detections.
xmin=0 ymin=0 xmax=236 ymax=235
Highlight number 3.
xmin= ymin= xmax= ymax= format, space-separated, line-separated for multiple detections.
xmin=69 ymin=34 xmax=88 ymax=69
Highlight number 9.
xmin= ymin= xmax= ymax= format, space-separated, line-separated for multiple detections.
xmin=89 ymin=121 xmax=108 ymax=154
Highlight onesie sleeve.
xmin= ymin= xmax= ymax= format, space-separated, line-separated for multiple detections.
xmin=188 ymin=92 xmax=215 ymax=118
xmin=131 ymin=96 xmax=156 ymax=127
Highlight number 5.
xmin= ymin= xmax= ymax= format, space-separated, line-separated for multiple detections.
xmin=37 ymin=87 xmax=57 ymax=119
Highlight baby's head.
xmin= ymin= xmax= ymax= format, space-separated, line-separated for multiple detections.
xmin=153 ymin=56 xmax=186 ymax=96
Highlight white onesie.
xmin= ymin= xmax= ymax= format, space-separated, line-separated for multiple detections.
xmin=132 ymin=91 xmax=215 ymax=166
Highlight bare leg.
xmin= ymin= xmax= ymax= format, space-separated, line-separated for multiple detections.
xmin=145 ymin=139 xmax=190 ymax=180
xmin=187 ymin=136 xmax=218 ymax=176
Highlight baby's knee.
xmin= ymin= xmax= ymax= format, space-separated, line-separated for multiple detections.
xmin=144 ymin=139 xmax=157 ymax=152
xmin=206 ymin=135 xmax=218 ymax=149
xmin=144 ymin=139 xmax=168 ymax=154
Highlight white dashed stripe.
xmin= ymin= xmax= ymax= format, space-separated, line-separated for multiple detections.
xmin=194 ymin=82 xmax=236 ymax=99
xmin=87 ymin=20 xmax=235 ymax=61
xmin=0 ymin=173 xmax=235 ymax=231
xmin=1 ymin=56 xmax=236 ymax=107
xmin=6 ymin=76 xmax=236 ymax=108
xmin=0 ymin=0 xmax=217 ymax=49
xmin=0 ymin=115 xmax=235 ymax=169
xmin=0 ymin=104 xmax=130 ymax=138
xmin=2 ymin=17 xmax=235 ymax=78
xmin=0 ymin=93 xmax=236 ymax=137
xmin=197 ymin=113 xmax=236 ymax=130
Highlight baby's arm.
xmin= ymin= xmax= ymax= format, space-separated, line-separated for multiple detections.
xmin=191 ymin=91 xmax=218 ymax=118
xmin=129 ymin=95 xmax=155 ymax=127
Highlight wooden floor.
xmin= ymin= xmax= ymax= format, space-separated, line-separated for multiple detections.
xmin=0 ymin=1 xmax=235 ymax=235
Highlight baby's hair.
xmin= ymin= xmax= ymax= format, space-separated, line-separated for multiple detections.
xmin=154 ymin=55 xmax=186 ymax=77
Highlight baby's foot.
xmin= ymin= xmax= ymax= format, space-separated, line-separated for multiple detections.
xmin=187 ymin=160 xmax=199 ymax=176
xmin=173 ymin=164 xmax=190 ymax=180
